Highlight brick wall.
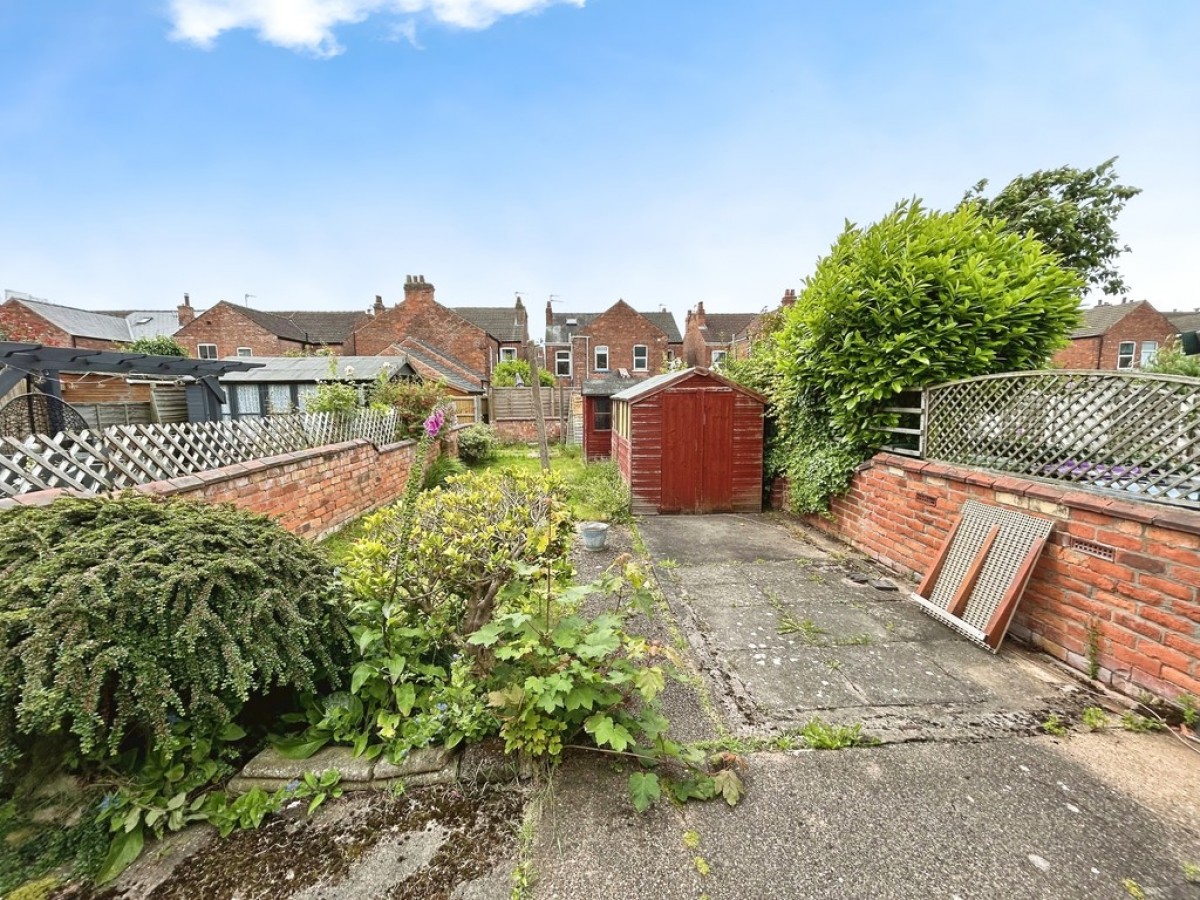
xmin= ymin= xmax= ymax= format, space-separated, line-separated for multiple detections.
xmin=1 ymin=429 xmax=462 ymax=542
xmin=174 ymin=303 xmax=301 ymax=358
xmin=790 ymin=454 xmax=1200 ymax=702
xmin=564 ymin=301 xmax=668 ymax=384
xmin=356 ymin=280 xmax=497 ymax=377
xmin=0 ymin=300 xmax=81 ymax=347
xmin=492 ymin=420 xmax=564 ymax=443
xmin=1052 ymin=336 xmax=1101 ymax=369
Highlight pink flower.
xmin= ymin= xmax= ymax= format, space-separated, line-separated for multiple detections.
xmin=424 ymin=407 xmax=446 ymax=438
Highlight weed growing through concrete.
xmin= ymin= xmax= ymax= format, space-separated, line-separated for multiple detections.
xmin=825 ymin=658 xmax=842 ymax=672
xmin=1120 ymin=712 xmax=1164 ymax=734
xmin=1179 ymin=694 xmax=1198 ymax=729
xmin=1086 ymin=618 xmax=1102 ymax=680
xmin=1040 ymin=714 xmax=1069 ymax=737
xmin=798 ymin=718 xmax=873 ymax=749
xmin=694 ymin=856 xmax=711 ymax=876
xmin=682 ymin=830 xmax=701 ymax=850
xmin=778 ymin=615 xmax=825 ymax=643
xmin=1081 ymin=707 xmax=1109 ymax=731
xmin=835 ymin=634 xmax=875 ymax=646
xmin=657 ymin=558 xmax=680 ymax=570
xmin=1183 ymin=862 xmax=1200 ymax=884
xmin=1121 ymin=877 xmax=1146 ymax=899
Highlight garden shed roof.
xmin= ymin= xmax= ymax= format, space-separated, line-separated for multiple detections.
xmin=610 ymin=366 xmax=767 ymax=404
xmin=219 ymin=355 xmax=414 ymax=383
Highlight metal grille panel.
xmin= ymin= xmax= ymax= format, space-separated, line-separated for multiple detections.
xmin=920 ymin=500 xmax=1053 ymax=651
xmin=925 ymin=370 xmax=1200 ymax=510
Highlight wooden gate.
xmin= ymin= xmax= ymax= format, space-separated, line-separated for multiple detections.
xmin=661 ymin=387 xmax=734 ymax=513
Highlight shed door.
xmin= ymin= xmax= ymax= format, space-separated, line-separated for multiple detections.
xmin=661 ymin=388 xmax=735 ymax=513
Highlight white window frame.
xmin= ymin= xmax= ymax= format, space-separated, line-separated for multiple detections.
xmin=594 ymin=345 xmax=610 ymax=372
xmin=1139 ymin=341 xmax=1158 ymax=366
xmin=499 ymin=346 xmax=517 ymax=361
xmin=710 ymin=349 xmax=728 ymax=368
xmin=1117 ymin=341 xmax=1135 ymax=369
xmin=197 ymin=343 xmax=218 ymax=360
xmin=555 ymin=349 xmax=572 ymax=378
xmin=236 ymin=347 xmax=253 ymax=358
xmin=632 ymin=344 xmax=648 ymax=371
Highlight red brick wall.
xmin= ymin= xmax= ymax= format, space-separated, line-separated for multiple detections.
xmin=564 ymin=301 xmax=669 ymax=384
xmin=491 ymin=420 xmax=563 ymax=443
xmin=795 ymin=454 xmax=1200 ymax=701
xmin=1 ymin=430 xmax=462 ymax=542
xmin=174 ymin=303 xmax=305 ymax=358
xmin=0 ymin=300 xmax=87 ymax=347
xmin=1053 ymin=336 xmax=1101 ymax=369
xmin=356 ymin=283 xmax=498 ymax=377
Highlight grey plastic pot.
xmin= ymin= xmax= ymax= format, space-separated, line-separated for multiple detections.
xmin=578 ymin=521 xmax=610 ymax=551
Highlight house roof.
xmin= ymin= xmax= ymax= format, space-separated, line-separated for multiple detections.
xmin=1166 ymin=311 xmax=1200 ymax=333
xmin=452 ymin=306 xmax=527 ymax=342
xmin=700 ymin=313 xmax=759 ymax=344
xmin=393 ymin=338 xmax=485 ymax=394
xmin=219 ymin=355 xmax=412 ymax=383
xmin=1071 ymin=301 xmax=1145 ymax=339
xmin=611 ymin=366 xmax=768 ymax=404
xmin=545 ymin=308 xmax=682 ymax=344
xmin=13 ymin=298 xmax=142 ymax=342
xmin=220 ymin=303 xmax=362 ymax=344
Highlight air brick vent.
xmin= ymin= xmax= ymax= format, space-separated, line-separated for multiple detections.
xmin=1070 ymin=538 xmax=1114 ymax=561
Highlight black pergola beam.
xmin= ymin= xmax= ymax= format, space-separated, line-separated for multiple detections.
xmin=0 ymin=341 xmax=261 ymax=382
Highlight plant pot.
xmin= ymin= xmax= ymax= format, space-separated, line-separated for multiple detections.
xmin=578 ymin=521 xmax=610 ymax=551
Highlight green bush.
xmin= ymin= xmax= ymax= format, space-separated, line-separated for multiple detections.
xmin=491 ymin=359 xmax=554 ymax=387
xmin=0 ymin=494 xmax=350 ymax=773
xmin=732 ymin=199 xmax=1082 ymax=514
xmin=457 ymin=423 xmax=497 ymax=465
xmin=1143 ymin=340 xmax=1200 ymax=378
xmin=124 ymin=336 xmax=188 ymax=358
xmin=572 ymin=461 xmax=632 ymax=523
xmin=423 ymin=452 xmax=466 ymax=489
xmin=370 ymin=378 xmax=450 ymax=440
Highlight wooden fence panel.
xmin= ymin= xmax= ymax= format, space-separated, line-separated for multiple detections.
xmin=490 ymin=387 xmax=570 ymax=421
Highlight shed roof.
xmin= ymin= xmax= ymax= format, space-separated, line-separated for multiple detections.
xmin=610 ymin=366 xmax=767 ymax=404
xmin=219 ymin=355 xmax=412 ymax=383
xmin=396 ymin=340 xmax=485 ymax=394
xmin=581 ymin=377 xmax=641 ymax=397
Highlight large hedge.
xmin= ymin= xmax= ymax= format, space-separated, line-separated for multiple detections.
xmin=735 ymin=199 xmax=1082 ymax=514
xmin=0 ymin=494 xmax=350 ymax=772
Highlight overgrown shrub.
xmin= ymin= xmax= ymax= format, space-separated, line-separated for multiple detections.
xmin=727 ymin=198 xmax=1082 ymax=514
xmin=572 ymin=461 xmax=632 ymax=523
xmin=370 ymin=377 xmax=450 ymax=439
xmin=1143 ymin=339 xmax=1200 ymax=378
xmin=0 ymin=494 xmax=350 ymax=773
xmin=457 ymin=423 xmax=497 ymax=465
xmin=124 ymin=336 xmax=188 ymax=358
xmin=491 ymin=359 xmax=553 ymax=387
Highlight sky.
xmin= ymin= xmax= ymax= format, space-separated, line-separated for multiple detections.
xmin=1 ymin=1 xmax=1197 ymax=341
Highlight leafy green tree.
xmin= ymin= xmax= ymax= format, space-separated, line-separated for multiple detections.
xmin=1142 ymin=339 xmax=1200 ymax=378
xmin=741 ymin=199 xmax=1082 ymax=514
xmin=125 ymin=336 xmax=188 ymax=357
xmin=492 ymin=358 xmax=553 ymax=387
xmin=962 ymin=157 xmax=1140 ymax=296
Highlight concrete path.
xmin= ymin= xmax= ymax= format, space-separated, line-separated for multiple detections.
xmin=533 ymin=515 xmax=1200 ymax=900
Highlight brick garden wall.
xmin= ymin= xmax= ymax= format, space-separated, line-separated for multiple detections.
xmin=0 ymin=429 xmax=462 ymax=542
xmin=785 ymin=453 xmax=1200 ymax=702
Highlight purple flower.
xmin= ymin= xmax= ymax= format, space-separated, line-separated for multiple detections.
xmin=424 ymin=407 xmax=446 ymax=438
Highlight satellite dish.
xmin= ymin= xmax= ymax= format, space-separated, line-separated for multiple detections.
xmin=0 ymin=391 xmax=90 ymax=440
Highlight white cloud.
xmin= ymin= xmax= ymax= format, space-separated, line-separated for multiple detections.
xmin=168 ymin=0 xmax=584 ymax=56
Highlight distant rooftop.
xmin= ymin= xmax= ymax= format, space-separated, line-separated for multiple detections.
xmin=4 ymin=292 xmax=176 ymax=343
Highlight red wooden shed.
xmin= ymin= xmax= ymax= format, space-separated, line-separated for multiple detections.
xmin=611 ymin=367 xmax=766 ymax=515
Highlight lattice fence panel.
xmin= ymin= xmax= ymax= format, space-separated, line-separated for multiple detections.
xmin=0 ymin=409 xmax=400 ymax=498
xmin=925 ymin=370 xmax=1200 ymax=509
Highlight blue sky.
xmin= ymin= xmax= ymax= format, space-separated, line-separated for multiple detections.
xmin=1 ymin=1 xmax=1196 ymax=339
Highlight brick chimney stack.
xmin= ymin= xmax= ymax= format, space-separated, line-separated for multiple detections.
xmin=373 ymin=294 xmax=385 ymax=314
xmin=404 ymin=274 xmax=435 ymax=306
xmin=694 ymin=301 xmax=707 ymax=328
xmin=177 ymin=293 xmax=195 ymax=326
xmin=545 ymin=298 xmax=555 ymax=327
xmin=781 ymin=288 xmax=796 ymax=308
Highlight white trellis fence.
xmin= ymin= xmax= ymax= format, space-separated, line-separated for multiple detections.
xmin=922 ymin=370 xmax=1200 ymax=509
xmin=0 ymin=410 xmax=400 ymax=499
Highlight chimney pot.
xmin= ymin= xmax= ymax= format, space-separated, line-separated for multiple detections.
xmin=373 ymin=294 xmax=385 ymax=313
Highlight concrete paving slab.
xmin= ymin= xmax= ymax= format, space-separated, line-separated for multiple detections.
xmin=639 ymin=514 xmax=822 ymax=564
xmin=834 ymin=642 xmax=990 ymax=706
xmin=532 ymin=739 xmax=1199 ymax=900
xmin=725 ymin=649 xmax=866 ymax=712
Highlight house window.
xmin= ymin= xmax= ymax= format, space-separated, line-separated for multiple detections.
xmin=633 ymin=345 xmax=648 ymax=371
xmin=594 ymin=345 xmax=610 ymax=372
xmin=500 ymin=347 xmax=517 ymax=361
xmin=1140 ymin=341 xmax=1159 ymax=366
xmin=555 ymin=349 xmax=572 ymax=378
xmin=236 ymin=347 xmax=253 ymax=358
xmin=711 ymin=350 xmax=728 ymax=368
xmin=1117 ymin=341 xmax=1135 ymax=369
xmin=198 ymin=343 xmax=218 ymax=359
xmin=593 ymin=398 xmax=612 ymax=432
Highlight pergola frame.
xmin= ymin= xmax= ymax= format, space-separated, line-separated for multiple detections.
xmin=0 ymin=341 xmax=262 ymax=419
